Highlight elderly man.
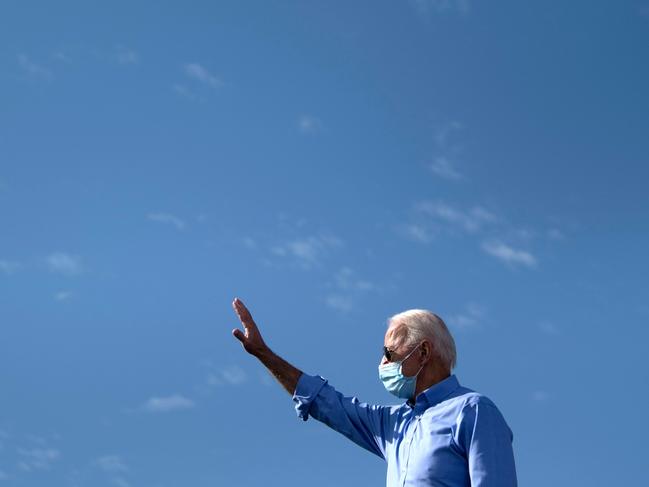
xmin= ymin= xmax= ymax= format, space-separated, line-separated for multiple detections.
xmin=231 ymin=298 xmax=517 ymax=487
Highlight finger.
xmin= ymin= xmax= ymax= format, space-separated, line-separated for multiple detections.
xmin=232 ymin=328 xmax=246 ymax=343
xmin=232 ymin=297 xmax=251 ymax=318
xmin=233 ymin=298 xmax=257 ymax=328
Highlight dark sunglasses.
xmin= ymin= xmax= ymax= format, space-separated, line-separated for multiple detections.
xmin=383 ymin=346 xmax=397 ymax=362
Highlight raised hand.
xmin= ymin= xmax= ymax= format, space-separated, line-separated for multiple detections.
xmin=230 ymin=297 xmax=302 ymax=394
xmin=232 ymin=298 xmax=268 ymax=356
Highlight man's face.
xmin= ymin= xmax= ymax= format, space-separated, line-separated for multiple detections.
xmin=381 ymin=324 xmax=422 ymax=378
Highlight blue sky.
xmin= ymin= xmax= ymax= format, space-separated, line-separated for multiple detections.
xmin=1 ymin=1 xmax=648 ymax=486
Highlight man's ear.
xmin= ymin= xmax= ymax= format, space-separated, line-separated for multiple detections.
xmin=421 ymin=340 xmax=433 ymax=364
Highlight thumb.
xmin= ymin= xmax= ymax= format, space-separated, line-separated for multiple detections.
xmin=232 ymin=328 xmax=246 ymax=343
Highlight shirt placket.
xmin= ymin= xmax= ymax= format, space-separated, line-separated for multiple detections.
xmin=400 ymin=414 xmax=422 ymax=487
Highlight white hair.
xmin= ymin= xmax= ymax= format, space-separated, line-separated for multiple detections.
xmin=387 ymin=309 xmax=457 ymax=371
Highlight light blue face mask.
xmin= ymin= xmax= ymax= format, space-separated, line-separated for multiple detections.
xmin=378 ymin=344 xmax=423 ymax=399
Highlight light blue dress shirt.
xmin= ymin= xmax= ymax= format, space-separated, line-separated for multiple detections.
xmin=293 ymin=374 xmax=517 ymax=487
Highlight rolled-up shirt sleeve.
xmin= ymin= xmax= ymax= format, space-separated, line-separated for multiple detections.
xmin=293 ymin=373 xmax=329 ymax=421
xmin=292 ymin=373 xmax=391 ymax=459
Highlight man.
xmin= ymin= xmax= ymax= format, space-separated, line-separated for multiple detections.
xmin=231 ymin=298 xmax=517 ymax=487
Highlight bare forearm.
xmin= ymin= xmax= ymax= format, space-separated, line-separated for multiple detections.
xmin=254 ymin=347 xmax=303 ymax=395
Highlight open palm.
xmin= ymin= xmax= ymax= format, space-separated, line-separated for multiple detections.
xmin=232 ymin=298 xmax=268 ymax=356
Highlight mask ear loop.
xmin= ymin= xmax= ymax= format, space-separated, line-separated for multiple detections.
xmin=416 ymin=341 xmax=433 ymax=376
xmin=413 ymin=348 xmax=425 ymax=377
xmin=401 ymin=343 xmax=425 ymax=377
xmin=401 ymin=343 xmax=421 ymax=362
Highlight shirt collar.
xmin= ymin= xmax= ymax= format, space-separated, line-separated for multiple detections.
xmin=408 ymin=374 xmax=460 ymax=411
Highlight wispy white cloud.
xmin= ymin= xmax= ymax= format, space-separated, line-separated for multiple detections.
xmin=242 ymin=237 xmax=257 ymax=249
xmin=173 ymin=84 xmax=202 ymax=102
xmin=482 ymin=241 xmax=537 ymax=268
xmin=95 ymin=455 xmax=128 ymax=473
xmin=94 ymin=454 xmax=130 ymax=487
xmin=510 ymin=227 xmax=536 ymax=241
xmin=332 ymin=267 xmax=374 ymax=292
xmin=17 ymin=54 xmax=52 ymax=79
xmin=411 ymin=0 xmax=470 ymax=15
xmin=447 ymin=303 xmax=484 ymax=330
xmin=184 ymin=63 xmax=222 ymax=88
xmin=399 ymin=223 xmax=435 ymax=243
xmin=324 ymin=267 xmax=375 ymax=313
xmin=434 ymin=121 xmax=462 ymax=146
xmin=298 ymin=115 xmax=323 ymax=134
xmin=272 ymin=234 xmax=343 ymax=269
xmin=547 ymin=228 xmax=565 ymax=240
xmin=428 ymin=121 xmax=464 ymax=180
xmin=325 ymin=294 xmax=354 ymax=313
xmin=416 ymin=201 xmax=497 ymax=233
xmin=244 ymin=218 xmax=345 ymax=273
xmin=47 ymin=252 xmax=83 ymax=276
xmin=115 ymin=46 xmax=138 ymax=65
xmin=429 ymin=156 xmax=462 ymax=180
xmin=402 ymin=195 xmax=540 ymax=269
xmin=141 ymin=394 xmax=194 ymax=413
xmin=54 ymin=291 xmax=72 ymax=302
xmin=17 ymin=448 xmax=61 ymax=470
xmin=0 ymin=260 xmax=21 ymax=275
xmin=111 ymin=477 xmax=130 ymax=487
xmin=147 ymin=212 xmax=185 ymax=230
xmin=206 ymin=365 xmax=247 ymax=386
xmin=52 ymin=51 xmax=71 ymax=63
